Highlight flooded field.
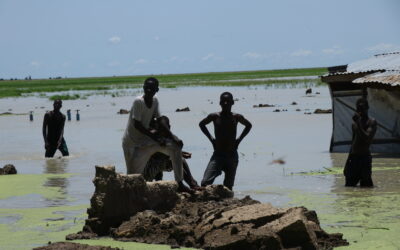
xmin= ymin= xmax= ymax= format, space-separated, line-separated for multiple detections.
xmin=1 ymin=84 xmax=399 ymax=249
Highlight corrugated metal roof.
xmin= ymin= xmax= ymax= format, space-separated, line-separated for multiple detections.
xmin=353 ymin=71 xmax=400 ymax=86
xmin=347 ymin=52 xmax=400 ymax=73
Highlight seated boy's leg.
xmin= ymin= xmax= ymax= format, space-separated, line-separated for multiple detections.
xmin=201 ymin=153 xmax=222 ymax=187
xmin=182 ymin=158 xmax=199 ymax=188
xmin=222 ymin=152 xmax=239 ymax=190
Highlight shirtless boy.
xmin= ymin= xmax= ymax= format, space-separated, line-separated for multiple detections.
xmin=199 ymin=92 xmax=252 ymax=190
xmin=344 ymin=97 xmax=377 ymax=187
xmin=42 ymin=99 xmax=69 ymax=158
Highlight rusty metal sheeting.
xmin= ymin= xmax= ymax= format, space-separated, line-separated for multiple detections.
xmin=353 ymin=71 xmax=400 ymax=86
xmin=347 ymin=52 xmax=400 ymax=73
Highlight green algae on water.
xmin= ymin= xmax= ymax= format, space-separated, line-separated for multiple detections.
xmin=287 ymin=178 xmax=400 ymax=249
xmin=0 ymin=205 xmax=87 ymax=250
xmin=0 ymin=173 xmax=74 ymax=200
xmin=73 ymin=238 xmax=197 ymax=250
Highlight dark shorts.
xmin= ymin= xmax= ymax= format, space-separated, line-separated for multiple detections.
xmin=45 ymin=138 xmax=69 ymax=158
xmin=201 ymin=151 xmax=239 ymax=190
xmin=344 ymin=154 xmax=373 ymax=187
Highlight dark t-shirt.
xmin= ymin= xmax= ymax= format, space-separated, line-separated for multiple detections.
xmin=45 ymin=111 xmax=65 ymax=144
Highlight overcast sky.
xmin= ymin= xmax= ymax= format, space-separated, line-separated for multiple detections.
xmin=1 ymin=0 xmax=400 ymax=79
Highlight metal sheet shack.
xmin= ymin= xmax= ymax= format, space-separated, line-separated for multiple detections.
xmin=321 ymin=52 xmax=400 ymax=153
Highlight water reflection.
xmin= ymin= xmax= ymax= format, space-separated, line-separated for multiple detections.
xmin=44 ymin=158 xmax=69 ymax=174
xmin=43 ymin=158 xmax=70 ymax=206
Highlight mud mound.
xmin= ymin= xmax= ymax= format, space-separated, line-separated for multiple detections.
xmin=0 ymin=164 xmax=17 ymax=175
xmin=67 ymin=166 xmax=348 ymax=249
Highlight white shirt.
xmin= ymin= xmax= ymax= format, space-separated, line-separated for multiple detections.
xmin=123 ymin=95 xmax=160 ymax=147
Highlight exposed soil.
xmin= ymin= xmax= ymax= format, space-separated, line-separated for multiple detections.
xmin=66 ymin=166 xmax=348 ymax=250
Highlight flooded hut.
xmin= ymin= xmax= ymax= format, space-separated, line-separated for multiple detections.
xmin=321 ymin=52 xmax=400 ymax=153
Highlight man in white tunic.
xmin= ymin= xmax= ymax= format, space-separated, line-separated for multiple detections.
xmin=122 ymin=77 xmax=192 ymax=192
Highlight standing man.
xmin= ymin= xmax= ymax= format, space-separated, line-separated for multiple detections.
xmin=344 ymin=97 xmax=377 ymax=187
xmin=199 ymin=92 xmax=252 ymax=190
xmin=42 ymin=99 xmax=69 ymax=158
xmin=122 ymin=77 xmax=192 ymax=192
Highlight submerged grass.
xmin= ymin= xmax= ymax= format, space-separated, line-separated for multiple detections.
xmin=0 ymin=67 xmax=327 ymax=98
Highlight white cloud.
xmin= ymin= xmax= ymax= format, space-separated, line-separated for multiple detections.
xmin=243 ymin=52 xmax=262 ymax=59
xmin=367 ymin=43 xmax=400 ymax=52
xmin=291 ymin=49 xmax=312 ymax=57
xmin=30 ymin=61 xmax=40 ymax=67
xmin=107 ymin=61 xmax=120 ymax=67
xmin=109 ymin=36 xmax=121 ymax=44
xmin=322 ymin=46 xmax=343 ymax=55
xmin=201 ymin=53 xmax=223 ymax=61
xmin=154 ymin=36 xmax=160 ymax=41
xmin=167 ymin=56 xmax=178 ymax=62
xmin=135 ymin=59 xmax=148 ymax=64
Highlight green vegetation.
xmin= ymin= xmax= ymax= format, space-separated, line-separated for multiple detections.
xmin=48 ymin=94 xmax=84 ymax=101
xmin=0 ymin=67 xmax=327 ymax=98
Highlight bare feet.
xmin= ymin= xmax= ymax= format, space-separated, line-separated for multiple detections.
xmin=177 ymin=182 xmax=194 ymax=194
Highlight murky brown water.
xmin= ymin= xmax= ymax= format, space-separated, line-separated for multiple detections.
xmin=1 ymin=84 xmax=400 ymax=249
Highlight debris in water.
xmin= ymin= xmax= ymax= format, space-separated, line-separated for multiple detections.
xmin=176 ymin=107 xmax=190 ymax=112
xmin=253 ymin=104 xmax=275 ymax=108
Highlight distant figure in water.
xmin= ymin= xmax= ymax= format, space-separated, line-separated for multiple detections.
xmin=143 ymin=116 xmax=202 ymax=190
xmin=42 ymin=99 xmax=69 ymax=157
xmin=344 ymin=98 xmax=377 ymax=187
xmin=199 ymin=92 xmax=252 ymax=190
xmin=122 ymin=77 xmax=192 ymax=193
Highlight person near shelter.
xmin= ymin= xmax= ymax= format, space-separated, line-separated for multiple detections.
xmin=42 ymin=99 xmax=69 ymax=158
xmin=199 ymin=92 xmax=252 ymax=190
xmin=122 ymin=77 xmax=192 ymax=193
xmin=344 ymin=97 xmax=377 ymax=187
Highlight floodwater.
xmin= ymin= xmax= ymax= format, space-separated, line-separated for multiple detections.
xmin=1 ymin=84 xmax=399 ymax=249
